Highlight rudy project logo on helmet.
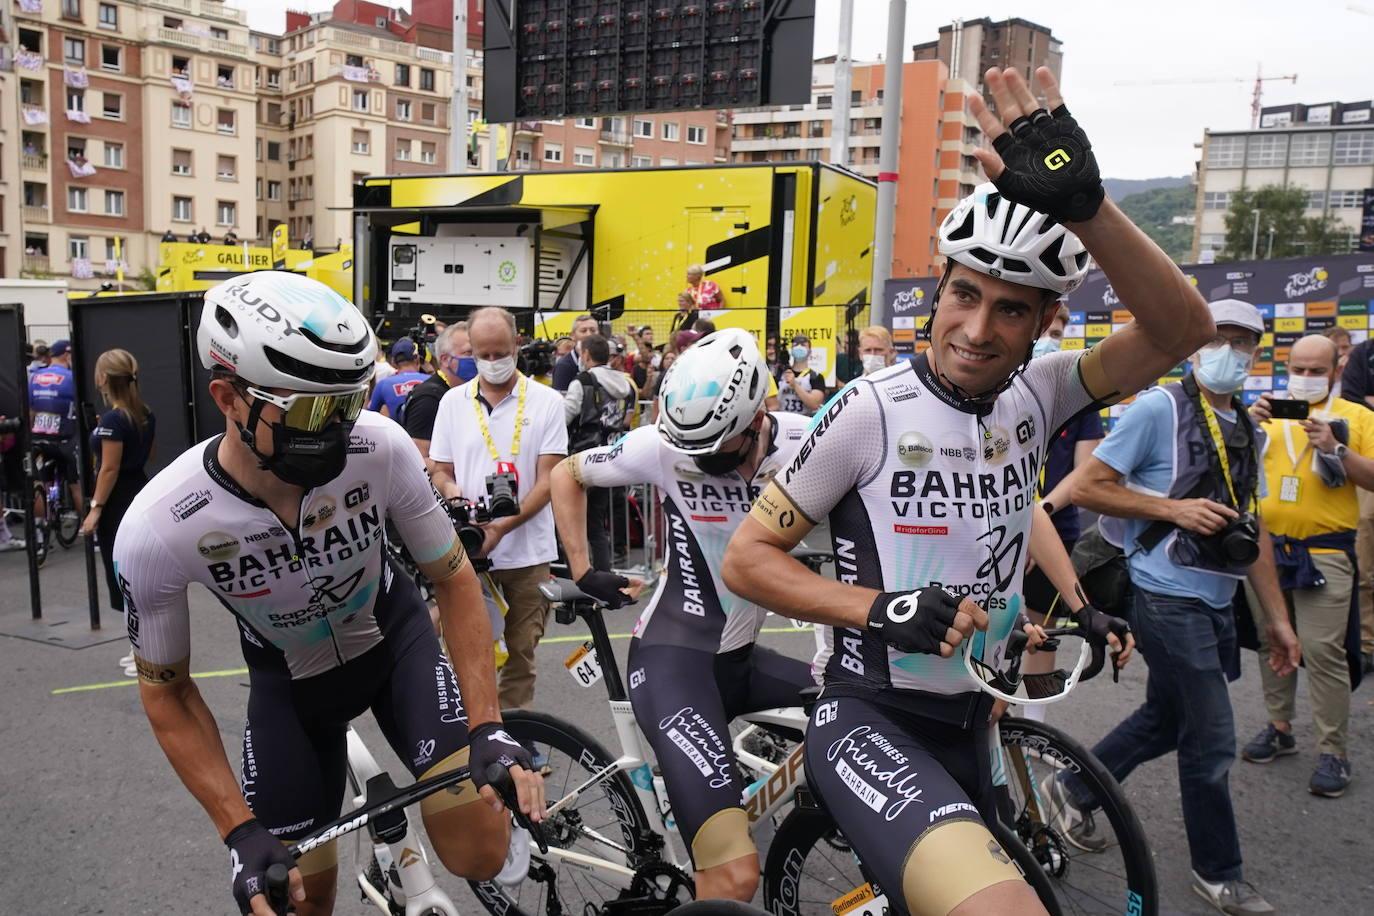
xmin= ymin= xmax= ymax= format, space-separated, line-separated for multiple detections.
xmin=1044 ymin=148 xmax=1072 ymax=171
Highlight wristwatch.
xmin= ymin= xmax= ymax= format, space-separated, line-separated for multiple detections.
xmin=89 ymin=501 xmax=102 ymax=510
xmin=1040 ymin=500 xmax=1057 ymax=515
xmin=1333 ymin=444 xmax=1350 ymax=460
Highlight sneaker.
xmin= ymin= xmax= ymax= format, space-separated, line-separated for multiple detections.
xmin=1241 ymin=724 xmax=1297 ymax=763
xmin=1308 ymin=753 xmax=1352 ymax=798
xmin=494 ymin=824 xmax=531 ymax=890
xmin=1042 ymin=774 xmax=1108 ymax=852
xmin=119 ymin=653 xmax=137 ymax=677
xmin=0 ymin=538 xmax=25 ymax=552
xmin=1191 ymin=872 xmax=1276 ymax=914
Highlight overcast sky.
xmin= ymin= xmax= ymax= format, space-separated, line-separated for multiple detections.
xmin=238 ymin=0 xmax=1373 ymax=179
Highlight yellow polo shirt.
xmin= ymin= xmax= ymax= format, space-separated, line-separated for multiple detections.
xmin=1259 ymin=396 xmax=1374 ymax=541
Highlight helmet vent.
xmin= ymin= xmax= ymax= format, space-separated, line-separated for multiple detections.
xmin=728 ymin=344 xmax=743 ymax=358
xmin=297 ymin=324 xmax=370 ymax=355
xmin=968 ymin=246 xmax=998 ymax=265
xmin=985 ymin=192 xmax=1001 ymax=219
xmin=215 ymin=305 xmax=240 ymax=339
xmin=1038 ymin=235 xmax=1066 ymax=276
xmin=1005 ymin=206 xmax=1035 ymax=245
xmin=947 ymin=208 xmax=975 ymax=242
xmin=1074 ymin=251 xmax=1089 ymax=269
xmin=264 ymin=345 xmax=371 ymax=386
xmin=1002 ymin=257 xmax=1031 ymax=274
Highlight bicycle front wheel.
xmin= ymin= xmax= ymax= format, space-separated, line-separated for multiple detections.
xmin=997 ymin=716 xmax=1157 ymax=916
xmin=470 ymin=709 xmax=664 ymax=916
xmin=762 ymin=800 xmax=871 ymax=916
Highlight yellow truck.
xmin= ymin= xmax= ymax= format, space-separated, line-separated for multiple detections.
xmin=352 ymin=163 xmax=876 ymax=382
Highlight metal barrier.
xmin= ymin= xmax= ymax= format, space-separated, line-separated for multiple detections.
xmin=0 ymin=303 xmax=41 ymax=619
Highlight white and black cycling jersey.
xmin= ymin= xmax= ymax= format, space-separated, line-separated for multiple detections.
xmin=770 ymin=351 xmax=1096 ymax=719
xmin=114 ymin=411 xmax=462 ymax=680
xmin=569 ymin=413 xmax=810 ymax=654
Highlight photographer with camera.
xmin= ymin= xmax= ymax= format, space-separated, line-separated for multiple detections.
xmin=430 ymin=307 xmax=569 ymax=709
xmin=551 ymin=314 xmax=600 ymax=392
xmin=403 ymin=322 xmax=474 ymax=463
xmin=1238 ymin=334 xmax=1373 ymax=797
xmin=1071 ymin=299 xmax=1300 ymax=910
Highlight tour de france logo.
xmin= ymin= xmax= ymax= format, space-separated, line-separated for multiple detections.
xmin=497 ymin=260 xmax=518 ymax=284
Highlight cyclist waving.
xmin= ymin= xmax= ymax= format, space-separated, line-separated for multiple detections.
xmin=724 ymin=68 xmax=1211 ymax=916
xmin=550 ymin=329 xmax=815 ymax=903
xmin=115 ymin=273 xmax=542 ymax=916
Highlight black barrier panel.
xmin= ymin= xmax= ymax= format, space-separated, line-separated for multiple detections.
xmin=0 ymin=303 xmax=41 ymax=618
xmin=0 ymin=304 xmax=22 ymax=420
xmin=187 ymin=297 xmax=227 ymax=442
xmin=69 ymin=295 xmax=197 ymax=476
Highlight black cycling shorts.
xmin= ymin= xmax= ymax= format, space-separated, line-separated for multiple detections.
xmin=33 ymin=438 xmax=78 ymax=484
xmin=627 ymin=640 xmax=812 ymax=868
xmin=805 ymin=692 xmax=1021 ymax=914
xmin=238 ymin=571 xmax=471 ymax=847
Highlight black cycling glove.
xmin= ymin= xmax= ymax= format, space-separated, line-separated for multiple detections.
xmin=991 ymin=105 xmax=1104 ymax=223
xmin=469 ymin=721 xmax=536 ymax=793
xmin=1074 ymin=602 xmax=1131 ymax=649
xmin=225 ymin=817 xmax=296 ymax=915
xmin=576 ymin=568 xmax=634 ymax=609
xmin=867 ymin=587 xmax=962 ymax=655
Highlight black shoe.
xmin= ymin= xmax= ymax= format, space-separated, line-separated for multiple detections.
xmin=1241 ymin=724 xmax=1297 ymax=763
xmin=1309 ymin=753 xmax=1352 ymax=798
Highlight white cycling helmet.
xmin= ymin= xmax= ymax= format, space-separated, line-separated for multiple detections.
xmin=937 ymin=183 xmax=1090 ymax=295
xmin=197 ymin=271 xmax=376 ymax=392
xmin=657 ymin=329 xmax=768 ymax=454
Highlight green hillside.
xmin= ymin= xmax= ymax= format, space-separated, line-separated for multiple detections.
xmin=1117 ymin=184 xmax=1196 ymax=263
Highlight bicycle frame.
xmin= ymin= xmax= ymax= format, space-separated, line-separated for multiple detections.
xmin=537 ymin=596 xmax=810 ymax=888
xmin=345 ymin=727 xmax=460 ymax=916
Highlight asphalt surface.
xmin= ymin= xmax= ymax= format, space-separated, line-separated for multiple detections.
xmin=1 ymin=532 xmax=1370 ymax=916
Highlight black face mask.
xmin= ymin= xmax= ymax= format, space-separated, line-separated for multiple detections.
xmin=694 ymin=428 xmax=758 ymax=477
xmin=236 ymin=396 xmax=352 ymax=490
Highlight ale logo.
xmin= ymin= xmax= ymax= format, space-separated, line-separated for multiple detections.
xmin=1044 ymin=148 xmax=1071 ymax=171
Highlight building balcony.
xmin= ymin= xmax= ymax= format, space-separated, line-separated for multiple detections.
xmin=22 ymin=153 xmax=48 ymax=171
xmin=22 ymin=255 xmax=51 ymax=274
xmin=23 ymin=204 xmax=49 ymax=223
xmin=515 ymin=121 xmax=542 ymax=135
xmin=149 ymin=26 xmax=251 ymax=59
xmin=599 ymin=130 xmax=631 ymax=146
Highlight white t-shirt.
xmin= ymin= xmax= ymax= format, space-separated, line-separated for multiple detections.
xmin=430 ymin=374 xmax=569 ymax=570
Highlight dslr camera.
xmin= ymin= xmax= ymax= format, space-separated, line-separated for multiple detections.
xmin=485 ymin=469 xmax=519 ymax=519
xmin=1210 ymin=511 xmax=1260 ymax=566
xmin=518 ymin=339 xmax=556 ymax=378
xmin=407 ymin=313 xmax=439 ymax=354
xmin=445 ymin=472 xmax=518 ymax=567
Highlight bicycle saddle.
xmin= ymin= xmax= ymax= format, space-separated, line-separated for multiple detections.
xmin=539 ymin=577 xmax=595 ymax=605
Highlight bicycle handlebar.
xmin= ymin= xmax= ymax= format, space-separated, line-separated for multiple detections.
xmin=265 ymin=864 xmax=291 ymax=915
xmin=1004 ymin=624 xmax=1110 ymax=683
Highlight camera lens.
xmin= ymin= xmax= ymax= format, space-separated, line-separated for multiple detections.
xmin=458 ymin=525 xmax=485 ymax=557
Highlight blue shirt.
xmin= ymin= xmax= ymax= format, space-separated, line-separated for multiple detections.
xmin=368 ymin=371 xmax=428 ymax=417
xmin=1094 ymin=387 xmax=1265 ymax=609
xmin=1042 ymin=409 xmax=1104 ymax=544
xmin=27 ymin=364 xmax=76 ymax=439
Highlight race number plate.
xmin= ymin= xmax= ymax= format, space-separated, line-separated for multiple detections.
xmin=564 ymin=641 xmax=603 ymax=688
xmin=831 ymin=883 xmax=889 ymax=916
xmin=31 ymin=412 xmax=61 ymax=436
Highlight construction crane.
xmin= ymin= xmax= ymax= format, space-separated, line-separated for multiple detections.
xmin=1114 ymin=66 xmax=1298 ymax=129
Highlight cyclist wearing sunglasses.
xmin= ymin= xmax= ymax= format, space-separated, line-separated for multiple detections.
xmin=725 ymin=68 xmax=1212 ymax=916
xmin=114 ymin=272 xmax=542 ymax=916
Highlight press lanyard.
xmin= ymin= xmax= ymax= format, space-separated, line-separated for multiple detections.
xmin=1197 ymin=393 xmax=1250 ymax=511
xmin=1280 ymin=395 xmax=1334 ymax=473
xmin=472 ymin=375 xmax=527 ymax=462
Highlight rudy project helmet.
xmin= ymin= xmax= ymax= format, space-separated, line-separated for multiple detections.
xmin=657 ymin=329 xmax=768 ymax=455
xmin=938 ymin=183 xmax=1090 ymax=295
xmin=197 ymin=271 xmax=376 ymax=392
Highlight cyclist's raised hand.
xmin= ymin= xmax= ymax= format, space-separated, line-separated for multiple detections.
xmin=968 ymin=67 xmax=1105 ymax=224
xmin=224 ymin=818 xmax=304 ymax=915
xmin=469 ymin=721 xmax=546 ymax=823
xmin=866 ymin=587 xmax=988 ymax=658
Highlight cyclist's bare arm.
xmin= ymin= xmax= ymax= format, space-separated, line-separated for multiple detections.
xmin=140 ymin=676 xmax=256 ymax=839
xmin=550 ymin=458 xmax=593 ymax=577
xmin=1027 ymin=504 xmax=1086 ymax=613
xmin=969 ymin=68 xmax=1214 ymax=404
xmin=725 ymin=513 xmax=873 ymax=629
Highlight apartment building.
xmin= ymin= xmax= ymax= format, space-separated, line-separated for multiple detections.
xmin=912 ymin=17 xmax=1062 ymax=91
xmin=1 ymin=4 xmax=21 ymax=277
xmin=729 ymin=58 xmax=981 ymax=278
xmin=1192 ymin=101 xmax=1374 ymax=260
xmin=505 ymin=110 xmax=731 ymax=172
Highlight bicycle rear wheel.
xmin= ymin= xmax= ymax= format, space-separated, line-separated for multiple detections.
xmin=761 ymin=799 xmax=870 ymax=916
xmin=997 ymin=716 xmax=1157 ymax=916
xmin=470 ymin=709 xmax=667 ymax=916
xmin=53 ymin=481 xmax=79 ymax=548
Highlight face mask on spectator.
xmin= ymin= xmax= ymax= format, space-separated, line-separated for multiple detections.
xmin=1194 ymin=344 xmax=1251 ymax=394
xmin=477 ymin=355 xmax=517 ymax=384
xmin=791 ymin=345 xmax=809 ymax=363
xmin=1032 ymin=337 xmax=1062 ymax=359
xmin=1286 ymin=374 xmax=1330 ymax=404
xmin=862 ymin=354 xmax=887 ymax=375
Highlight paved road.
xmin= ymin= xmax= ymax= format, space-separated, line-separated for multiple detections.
xmin=1 ymin=540 xmax=1370 ymax=915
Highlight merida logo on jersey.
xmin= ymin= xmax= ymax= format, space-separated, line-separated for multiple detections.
xmin=208 ymin=505 xmax=382 ymax=590
xmin=675 ymin=480 xmax=759 ymax=514
xmin=667 ymin=512 xmax=707 ymax=617
xmin=888 ymin=447 xmax=1041 ymax=521
xmin=785 ymin=386 xmax=859 ymax=485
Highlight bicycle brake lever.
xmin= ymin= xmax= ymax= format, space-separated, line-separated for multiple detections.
xmin=485 ymin=763 xmax=550 ymax=854
xmin=265 ymin=863 xmax=293 ymax=915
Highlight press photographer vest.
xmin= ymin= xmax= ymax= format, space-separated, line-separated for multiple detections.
xmin=1133 ymin=375 xmax=1263 ymax=579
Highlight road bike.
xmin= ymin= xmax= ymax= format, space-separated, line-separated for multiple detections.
xmin=28 ymin=443 xmax=79 ymax=566
xmin=468 ymin=576 xmax=818 ymax=916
